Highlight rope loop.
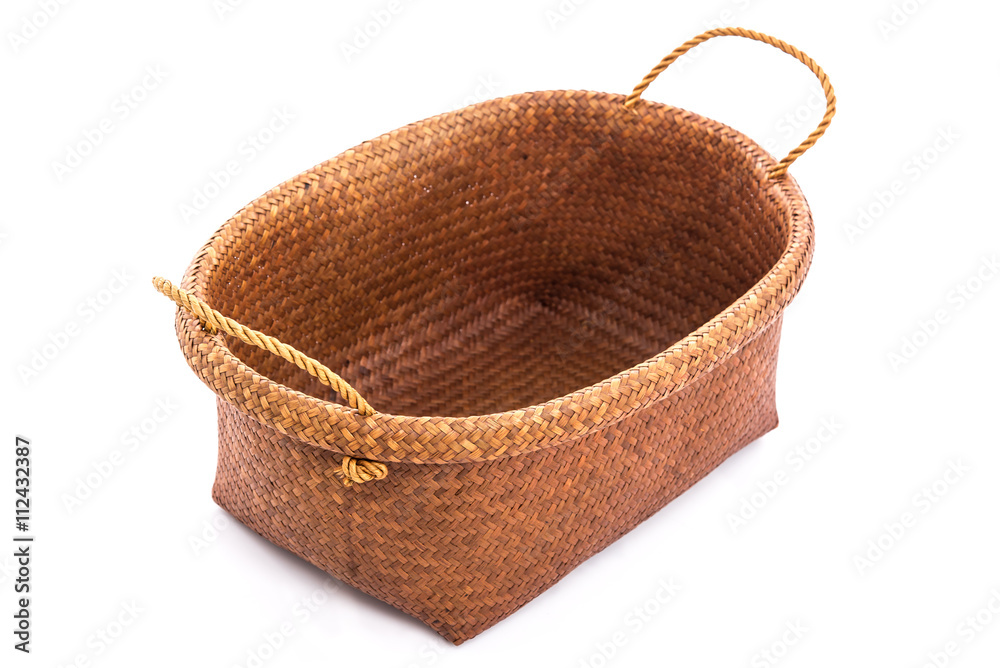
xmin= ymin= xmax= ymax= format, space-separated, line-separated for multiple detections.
xmin=624 ymin=26 xmax=836 ymax=178
xmin=338 ymin=456 xmax=389 ymax=486
xmin=153 ymin=276 xmax=387 ymax=487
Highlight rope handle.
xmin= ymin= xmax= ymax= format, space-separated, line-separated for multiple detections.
xmin=152 ymin=277 xmax=387 ymax=486
xmin=623 ymin=26 xmax=836 ymax=179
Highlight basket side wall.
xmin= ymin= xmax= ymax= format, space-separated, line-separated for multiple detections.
xmin=211 ymin=317 xmax=784 ymax=643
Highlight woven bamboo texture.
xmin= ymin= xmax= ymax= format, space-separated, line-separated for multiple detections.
xmin=157 ymin=27 xmax=833 ymax=643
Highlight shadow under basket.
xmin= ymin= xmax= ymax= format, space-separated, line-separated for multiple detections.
xmin=157 ymin=27 xmax=834 ymax=644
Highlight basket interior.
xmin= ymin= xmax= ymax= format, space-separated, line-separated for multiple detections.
xmin=203 ymin=93 xmax=791 ymax=418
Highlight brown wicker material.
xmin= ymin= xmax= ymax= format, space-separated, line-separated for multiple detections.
xmin=155 ymin=27 xmax=835 ymax=644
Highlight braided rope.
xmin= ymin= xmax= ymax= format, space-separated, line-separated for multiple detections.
xmin=340 ymin=456 xmax=389 ymax=487
xmin=623 ymin=26 xmax=837 ymax=179
xmin=152 ymin=277 xmax=387 ymax=485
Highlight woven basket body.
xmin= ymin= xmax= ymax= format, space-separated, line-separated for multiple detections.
xmin=173 ymin=85 xmax=815 ymax=643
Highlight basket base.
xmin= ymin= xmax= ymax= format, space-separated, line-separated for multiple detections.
xmin=211 ymin=318 xmax=782 ymax=644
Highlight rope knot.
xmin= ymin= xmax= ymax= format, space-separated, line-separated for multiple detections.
xmin=339 ymin=456 xmax=388 ymax=487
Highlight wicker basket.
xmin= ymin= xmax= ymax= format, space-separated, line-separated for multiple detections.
xmin=155 ymin=27 xmax=835 ymax=644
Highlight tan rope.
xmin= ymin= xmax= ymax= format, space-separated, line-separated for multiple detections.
xmin=152 ymin=276 xmax=388 ymax=486
xmin=340 ymin=456 xmax=389 ymax=486
xmin=623 ymin=26 xmax=837 ymax=179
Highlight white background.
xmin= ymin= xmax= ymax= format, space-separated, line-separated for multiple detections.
xmin=2 ymin=1 xmax=999 ymax=666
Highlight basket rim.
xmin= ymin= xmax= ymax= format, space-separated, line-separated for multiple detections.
xmin=175 ymin=89 xmax=815 ymax=465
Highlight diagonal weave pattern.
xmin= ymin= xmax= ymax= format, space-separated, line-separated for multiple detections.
xmin=164 ymin=27 xmax=829 ymax=644
xmin=153 ymin=276 xmax=373 ymax=415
